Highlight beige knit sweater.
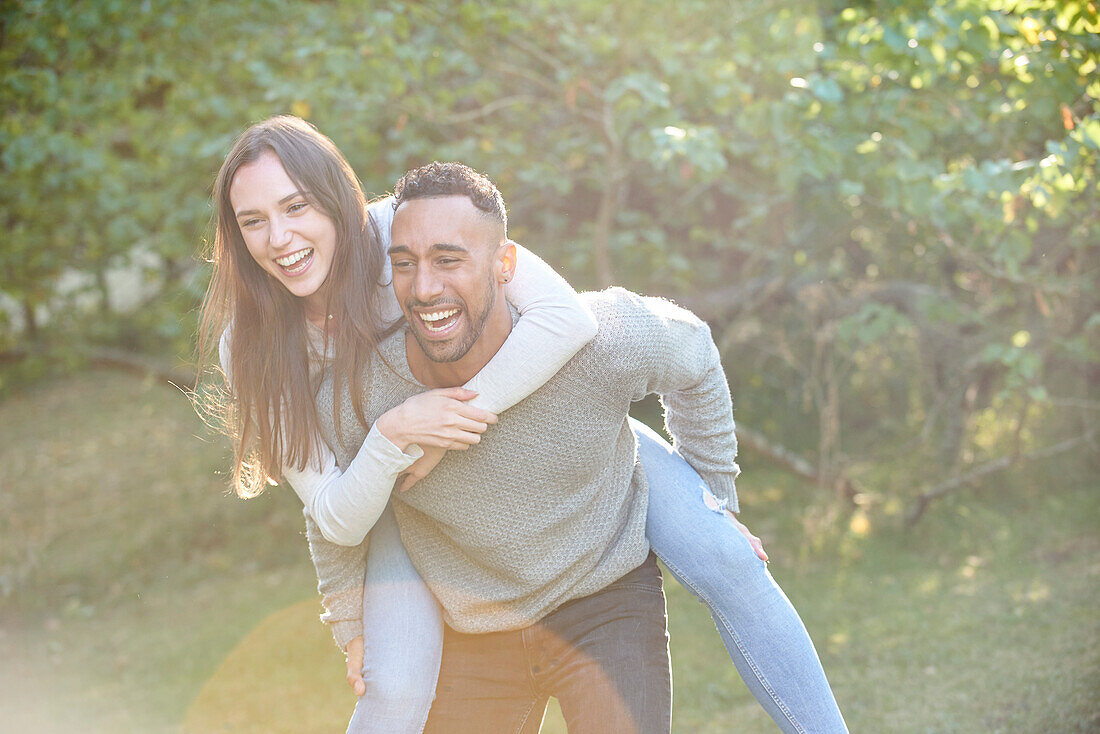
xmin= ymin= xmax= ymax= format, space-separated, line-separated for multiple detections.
xmin=308 ymin=288 xmax=739 ymax=640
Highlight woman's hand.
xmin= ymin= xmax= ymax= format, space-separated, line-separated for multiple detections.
xmin=398 ymin=445 xmax=447 ymax=492
xmin=375 ymin=387 xmax=498 ymax=452
xmin=725 ymin=511 xmax=769 ymax=562
xmin=345 ymin=636 xmax=366 ymax=696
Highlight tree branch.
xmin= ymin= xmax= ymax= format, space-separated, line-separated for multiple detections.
xmin=737 ymin=424 xmax=860 ymax=501
xmin=905 ymin=430 xmax=1097 ymax=526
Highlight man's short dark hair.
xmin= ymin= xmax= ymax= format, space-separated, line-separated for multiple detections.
xmin=393 ymin=161 xmax=507 ymax=231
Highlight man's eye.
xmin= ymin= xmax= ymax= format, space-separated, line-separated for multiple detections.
xmin=392 ymin=260 xmax=413 ymax=269
xmin=439 ymin=258 xmax=460 ymax=265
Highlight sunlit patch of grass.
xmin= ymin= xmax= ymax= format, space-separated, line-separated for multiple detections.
xmin=183 ymin=599 xmax=350 ymax=733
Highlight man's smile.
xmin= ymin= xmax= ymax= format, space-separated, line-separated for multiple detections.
xmin=411 ymin=304 xmax=464 ymax=337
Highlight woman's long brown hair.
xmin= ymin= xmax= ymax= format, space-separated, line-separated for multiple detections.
xmin=196 ymin=115 xmax=389 ymax=497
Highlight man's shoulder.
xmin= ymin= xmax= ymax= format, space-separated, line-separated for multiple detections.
xmin=580 ymin=287 xmax=707 ymax=339
xmin=375 ymin=326 xmax=410 ymax=370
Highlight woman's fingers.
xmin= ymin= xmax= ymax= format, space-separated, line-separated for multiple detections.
xmin=448 ymin=435 xmax=477 ymax=449
xmin=399 ymin=446 xmax=448 ymax=491
xmin=454 ymin=403 xmax=498 ymax=425
xmin=452 ymin=415 xmax=491 ymax=435
xmin=436 ymin=386 xmax=479 ymax=401
xmin=726 ymin=511 xmax=769 ymax=562
xmin=749 ymin=535 xmax=769 ymax=562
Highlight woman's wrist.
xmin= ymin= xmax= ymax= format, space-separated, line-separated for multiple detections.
xmin=374 ymin=407 xmax=410 ymax=451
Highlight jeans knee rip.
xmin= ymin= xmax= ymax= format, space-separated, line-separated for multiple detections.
xmin=702 ymin=488 xmax=728 ymax=514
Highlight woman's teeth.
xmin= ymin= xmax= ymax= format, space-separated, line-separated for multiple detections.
xmin=275 ymin=248 xmax=313 ymax=272
xmin=419 ymin=308 xmax=459 ymax=332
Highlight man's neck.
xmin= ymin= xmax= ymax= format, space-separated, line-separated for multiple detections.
xmin=406 ymin=302 xmax=514 ymax=387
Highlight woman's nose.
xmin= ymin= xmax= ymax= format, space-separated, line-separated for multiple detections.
xmin=269 ymin=217 xmax=293 ymax=248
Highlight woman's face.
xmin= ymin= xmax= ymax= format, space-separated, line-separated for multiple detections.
xmin=229 ymin=150 xmax=337 ymax=320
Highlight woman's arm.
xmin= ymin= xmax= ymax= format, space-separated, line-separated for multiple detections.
xmin=218 ymin=328 xmax=419 ymax=546
xmin=282 ymin=426 xmax=421 ymax=546
xmin=280 ymin=386 xmax=497 ymax=546
xmin=463 ymin=242 xmax=598 ymax=413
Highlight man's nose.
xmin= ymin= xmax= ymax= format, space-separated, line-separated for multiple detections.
xmin=412 ymin=266 xmax=444 ymax=302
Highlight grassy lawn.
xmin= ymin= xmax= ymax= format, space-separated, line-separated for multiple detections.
xmin=1 ymin=371 xmax=1096 ymax=732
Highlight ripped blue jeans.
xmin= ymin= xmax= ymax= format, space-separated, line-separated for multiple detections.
xmin=346 ymin=418 xmax=847 ymax=734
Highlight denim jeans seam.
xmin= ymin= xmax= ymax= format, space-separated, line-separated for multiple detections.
xmin=657 ymin=553 xmax=807 ymax=734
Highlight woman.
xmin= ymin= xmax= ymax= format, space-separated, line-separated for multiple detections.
xmin=199 ymin=115 xmax=847 ymax=733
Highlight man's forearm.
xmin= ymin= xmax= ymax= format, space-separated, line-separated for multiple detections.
xmin=661 ymin=351 xmax=741 ymax=511
xmin=635 ymin=293 xmax=741 ymax=510
xmin=304 ymin=512 xmax=367 ymax=649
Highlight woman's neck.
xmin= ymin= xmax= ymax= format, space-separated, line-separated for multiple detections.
xmin=304 ymin=291 xmax=330 ymax=329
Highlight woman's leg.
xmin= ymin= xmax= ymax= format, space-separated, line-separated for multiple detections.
xmin=633 ymin=418 xmax=848 ymax=734
xmin=346 ymin=503 xmax=444 ymax=734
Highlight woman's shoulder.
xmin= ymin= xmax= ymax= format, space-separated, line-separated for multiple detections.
xmin=366 ymin=196 xmax=395 ymax=243
xmin=367 ymin=196 xmax=396 ymax=287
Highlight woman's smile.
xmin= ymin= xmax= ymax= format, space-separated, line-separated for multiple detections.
xmin=275 ymin=247 xmax=315 ymax=275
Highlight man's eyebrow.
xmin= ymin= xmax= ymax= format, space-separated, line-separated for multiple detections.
xmin=388 ymin=243 xmax=470 ymax=256
xmin=235 ymin=190 xmax=305 ymax=219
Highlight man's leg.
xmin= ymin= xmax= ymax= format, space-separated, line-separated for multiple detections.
xmin=537 ymin=554 xmax=672 ymax=734
xmin=422 ymin=625 xmax=547 ymax=734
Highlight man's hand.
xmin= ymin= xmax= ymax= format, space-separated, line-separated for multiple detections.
xmin=345 ymin=636 xmax=365 ymax=697
xmin=725 ymin=511 xmax=769 ymax=562
xmin=398 ymin=445 xmax=447 ymax=492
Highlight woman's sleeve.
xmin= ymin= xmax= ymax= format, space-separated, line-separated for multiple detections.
xmin=281 ymin=427 xmax=422 ymax=546
xmin=219 ymin=327 xmax=420 ymax=547
xmin=462 ymin=243 xmax=599 ymax=413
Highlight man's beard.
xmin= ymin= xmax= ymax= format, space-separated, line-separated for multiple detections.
xmin=406 ymin=275 xmax=497 ymax=363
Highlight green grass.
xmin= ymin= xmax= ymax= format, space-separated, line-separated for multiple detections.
xmin=1 ymin=372 xmax=1097 ymax=732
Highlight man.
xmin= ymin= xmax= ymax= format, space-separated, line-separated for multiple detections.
xmin=311 ymin=162 xmax=740 ymax=732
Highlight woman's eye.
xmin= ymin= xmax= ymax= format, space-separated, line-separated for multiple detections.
xmin=240 ymin=218 xmax=262 ymax=229
xmin=288 ymin=202 xmax=308 ymax=214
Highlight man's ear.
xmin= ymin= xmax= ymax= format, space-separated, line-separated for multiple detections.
xmin=498 ymin=240 xmax=518 ymax=284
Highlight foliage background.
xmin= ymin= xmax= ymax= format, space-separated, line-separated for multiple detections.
xmin=1 ymin=0 xmax=1097 ymax=731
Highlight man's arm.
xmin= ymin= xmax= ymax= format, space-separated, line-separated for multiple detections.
xmin=305 ymin=512 xmax=368 ymax=650
xmin=615 ymin=289 xmax=742 ymax=511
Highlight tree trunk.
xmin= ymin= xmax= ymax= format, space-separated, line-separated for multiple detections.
xmin=22 ymin=296 xmax=38 ymax=341
xmin=593 ymin=148 xmax=622 ymax=289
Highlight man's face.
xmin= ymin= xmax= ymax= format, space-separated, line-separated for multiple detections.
xmin=389 ymin=195 xmax=508 ymax=363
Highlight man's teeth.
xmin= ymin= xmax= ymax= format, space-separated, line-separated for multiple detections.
xmin=420 ymin=309 xmax=459 ymax=322
xmin=276 ymin=249 xmax=313 ymax=268
xmin=419 ymin=309 xmax=459 ymax=331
